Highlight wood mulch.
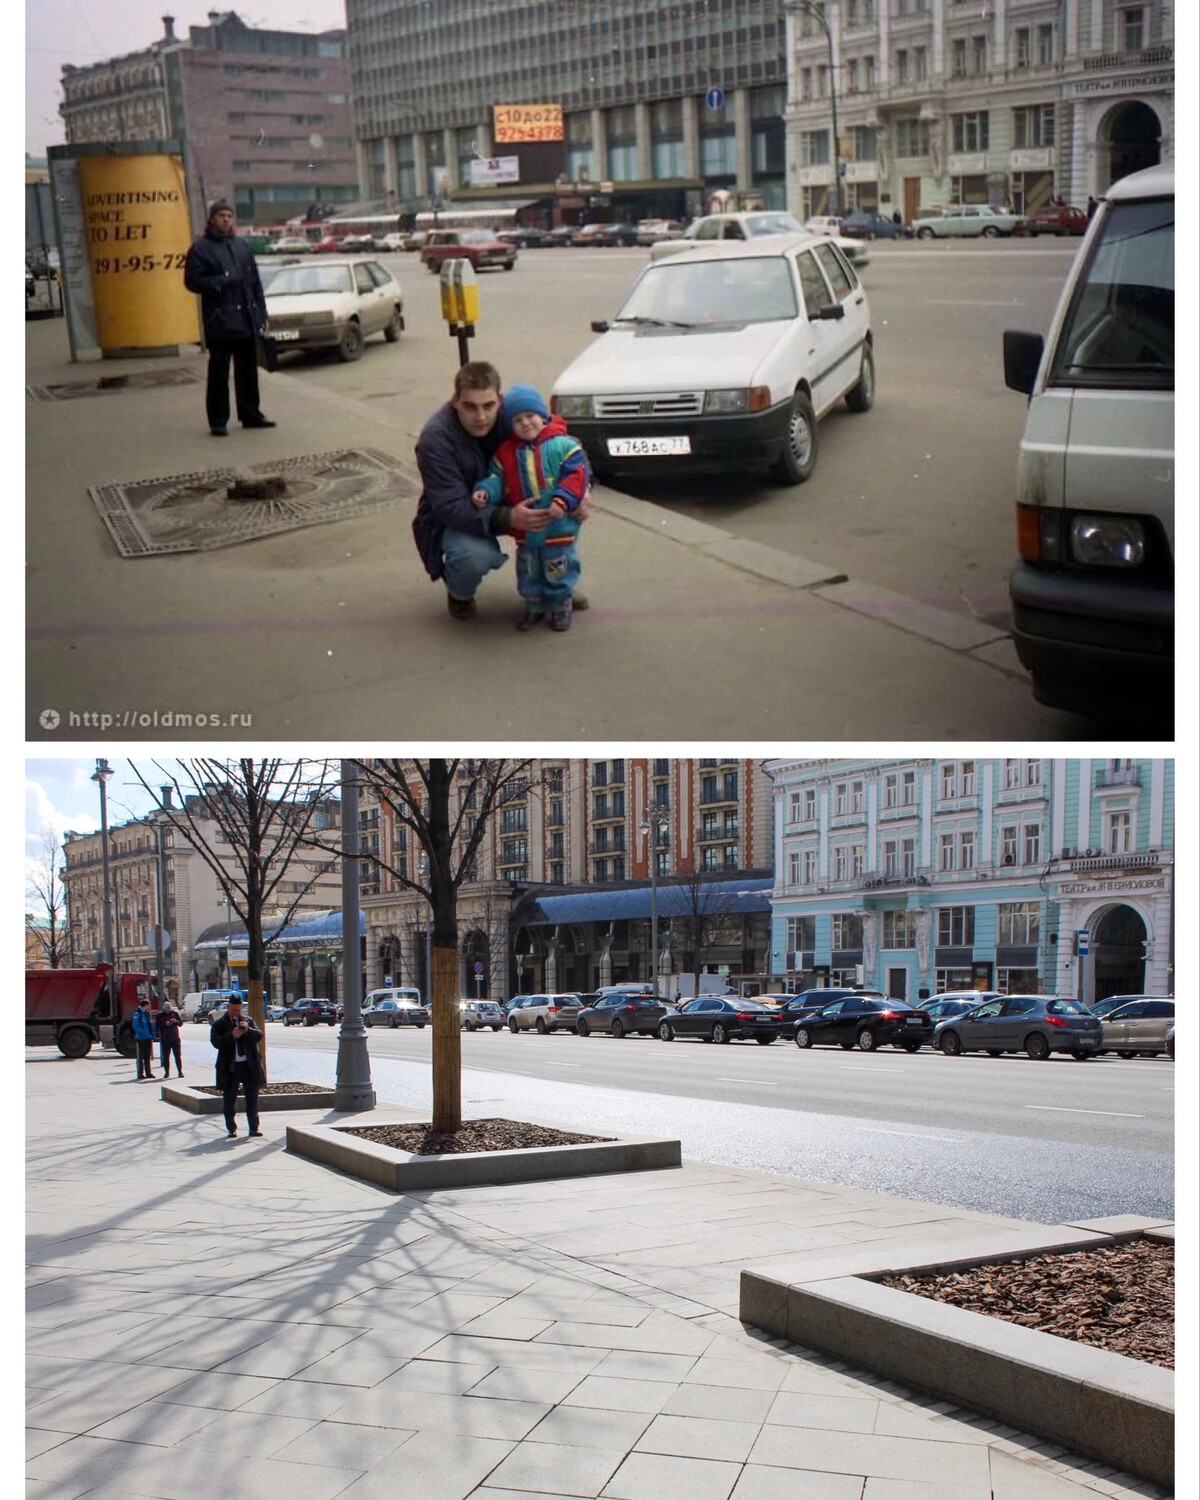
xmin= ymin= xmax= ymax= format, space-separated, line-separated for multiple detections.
xmin=342 ymin=1117 xmax=613 ymax=1155
xmin=192 ymin=1082 xmax=330 ymax=1095
xmin=881 ymin=1237 xmax=1173 ymax=1368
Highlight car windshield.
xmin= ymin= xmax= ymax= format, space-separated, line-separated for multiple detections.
xmin=459 ymin=231 xmax=495 ymax=244
xmin=1046 ymin=998 xmax=1091 ymax=1015
xmin=1051 ymin=196 xmax=1173 ymax=387
xmin=261 ymin=264 xmax=353 ymax=295
xmin=617 ymin=256 xmax=797 ymax=327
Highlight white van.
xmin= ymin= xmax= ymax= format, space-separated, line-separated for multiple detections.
xmin=180 ymin=989 xmax=241 ymax=1021
xmin=364 ymin=986 xmax=422 ymax=1010
xmin=1003 ymin=163 xmax=1173 ymax=721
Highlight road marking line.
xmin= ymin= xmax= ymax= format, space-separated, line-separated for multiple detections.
xmin=920 ymin=299 xmax=1024 ymax=306
xmin=716 ymin=1077 xmax=782 ymax=1084
xmin=858 ymin=1126 xmax=960 ymax=1142
xmin=1025 ymin=1105 xmax=1144 ymax=1118
xmin=832 ymin=1066 xmax=903 ymax=1073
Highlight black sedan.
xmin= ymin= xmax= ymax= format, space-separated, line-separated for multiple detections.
xmin=499 ymin=227 xmax=555 ymax=249
xmin=282 ymin=999 xmax=338 ymax=1027
xmin=839 ymin=210 xmax=912 ymax=240
xmin=571 ymin=222 xmax=640 ymax=247
xmin=775 ymin=988 xmax=885 ymax=1038
xmin=576 ymin=993 xmax=667 ymax=1037
xmin=658 ymin=997 xmax=783 ymax=1045
xmin=793 ymin=996 xmax=934 ymax=1052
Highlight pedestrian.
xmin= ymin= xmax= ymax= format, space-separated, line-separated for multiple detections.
xmin=157 ymin=1000 xmax=183 ymax=1079
xmin=183 ymin=198 xmax=275 ymax=438
xmin=210 ymin=995 xmax=265 ymax=1139
xmin=1087 ymin=195 xmax=1098 ymax=221
xmin=412 ymin=361 xmax=591 ymax=620
xmin=131 ymin=999 xmax=155 ymax=1081
xmin=471 ymin=384 xmax=590 ymax=632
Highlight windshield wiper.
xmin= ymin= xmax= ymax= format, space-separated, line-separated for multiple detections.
xmin=613 ymin=314 xmax=697 ymax=329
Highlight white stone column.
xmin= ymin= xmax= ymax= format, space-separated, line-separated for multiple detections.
xmin=413 ymin=133 xmax=429 ymax=203
xmin=443 ymin=128 xmax=459 ymax=191
xmin=635 ymin=101 xmax=652 ymax=181
xmin=682 ymin=94 xmax=700 ymax=180
xmin=590 ymin=108 xmax=608 ymax=182
xmin=354 ymin=139 xmax=370 ymax=200
xmin=734 ymin=88 xmax=753 ymax=194
xmin=383 ymin=137 xmax=399 ymax=200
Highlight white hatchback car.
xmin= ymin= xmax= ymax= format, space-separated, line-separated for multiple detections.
xmin=259 ymin=257 xmax=405 ymax=361
xmin=651 ymin=210 xmax=868 ymax=269
xmin=552 ymin=234 xmax=873 ymax=484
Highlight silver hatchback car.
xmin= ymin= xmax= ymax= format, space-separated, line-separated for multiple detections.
xmin=934 ymin=994 xmax=1102 ymax=1060
xmin=1099 ymin=998 xmax=1174 ymax=1058
xmin=506 ymin=993 xmax=584 ymax=1034
xmin=459 ymin=1000 xmax=505 ymax=1032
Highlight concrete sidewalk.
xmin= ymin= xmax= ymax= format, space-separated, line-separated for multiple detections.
xmin=26 ymin=1050 xmax=1167 ymax=1500
xmin=25 ymin=317 xmax=1078 ymax=740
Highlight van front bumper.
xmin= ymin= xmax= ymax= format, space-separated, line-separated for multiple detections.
xmin=1010 ymin=562 xmax=1173 ymax=719
xmin=571 ymin=401 xmax=795 ymax=475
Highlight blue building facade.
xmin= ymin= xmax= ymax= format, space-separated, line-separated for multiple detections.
xmin=765 ymin=758 xmax=1173 ymax=1003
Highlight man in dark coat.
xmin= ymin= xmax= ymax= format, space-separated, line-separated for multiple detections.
xmin=412 ymin=361 xmax=590 ymax=619
xmin=210 ymin=995 xmax=265 ymax=1138
xmin=183 ymin=199 xmax=275 ymax=437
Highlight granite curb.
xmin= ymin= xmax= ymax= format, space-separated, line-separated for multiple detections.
xmin=739 ymin=1216 xmax=1174 ymax=1487
xmin=161 ymin=1081 xmax=338 ymax=1114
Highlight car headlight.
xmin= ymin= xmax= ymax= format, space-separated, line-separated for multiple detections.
xmin=1069 ymin=515 xmax=1146 ymax=568
xmin=551 ymin=394 xmax=593 ymax=419
xmin=704 ymin=387 xmax=772 ymax=414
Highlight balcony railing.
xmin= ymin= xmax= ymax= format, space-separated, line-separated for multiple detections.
xmin=1095 ymin=768 xmax=1140 ymax=789
xmin=1067 ymin=852 xmax=1161 ymax=874
xmin=1083 ymin=46 xmax=1172 ymax=71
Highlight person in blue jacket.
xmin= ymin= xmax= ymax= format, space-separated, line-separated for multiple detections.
xmin=131 ymin=999 xmax=156 ymax=1081
xmin=183 ymin=199 xmax=275 ymax=437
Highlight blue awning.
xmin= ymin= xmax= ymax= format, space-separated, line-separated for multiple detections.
xmin=521 ymin=879 xmax=773 ymax=926
xmin=194 ymin=908 xmax=366 ymax=952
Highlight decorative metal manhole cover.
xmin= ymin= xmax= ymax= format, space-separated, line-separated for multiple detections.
xmin=27 ymin=369 xmax=201 ymax=402
xmin=88 ymin=447 xmax=418 ymax=556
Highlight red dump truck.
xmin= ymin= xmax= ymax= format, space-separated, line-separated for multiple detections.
xmin=25 ymin=964 xmax=153 ymax=1059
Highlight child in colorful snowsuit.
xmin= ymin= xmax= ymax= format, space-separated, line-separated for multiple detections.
xmin=471 ymin=384 xmax=590 ymax=631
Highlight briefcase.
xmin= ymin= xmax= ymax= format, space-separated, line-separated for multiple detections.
xmin=255 ymin=332 xmax=279 ymax=372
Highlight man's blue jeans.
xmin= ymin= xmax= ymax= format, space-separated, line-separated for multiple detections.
xmin=442 ymin=530 xmax=507 ymax=601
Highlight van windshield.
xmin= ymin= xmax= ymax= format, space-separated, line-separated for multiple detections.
xmin=1052 ymin=197 xmax=1173 ymax=388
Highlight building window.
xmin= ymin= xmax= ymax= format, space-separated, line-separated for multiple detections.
xmin=550 ymin=861 xmax=564 ymax=884
xmin=895 ymin=49 xmax=909 ymax=84
xmin=789 ymin=792 xmax=802 ymax=822
xmin=846 ymin=58 xmax=859 ymax=94
xmin=1037 ymin=24 xmax=1056 ymax=65
xmin=831 ymin=913 xmax=863 ymax=949
xmin=938 ymin=906 xmax=975 ymax=946
xmin=788 ymin=851 xmax=801 ymax=884
xmin=835 ymin=782 xmax=848 ymax=816
xmin=940 ymin=832 xmax=955 ymax=871
xmin=941 ymin=764 xmax=956 ymax=799
xmin=882 ymin=910 xmax=917 ymax=948
xmin=1000 ymin=825 xmax=1018 ymax=865
xmin=1025 ymin=759 xmax=1041 ymax=787
xmin=804 ymin=787 xmax=817 ymax=820
xmin=852 ymin=843 xmax=865 ymax=877
xmin=1024 ymin=824 xmax=1042 ymax=864
xmin=902 ymin=770 xmax=916 ymax=806
xmin=962 ymin=762 xmax=975 ymax=795
xmin=1121 ymin=7 xmax=1146 ymax=53
xmin=1106 ymin=810 xmax=1132 ymax=854
xmin=788 ymin=915 xmax=816 ymax=951
xmin=895 ymin=118 xmax=930 ymax=156
xmin=959 ymin=830 xmax=975 ymax=870
xmin=971 ymin=34 xmax=988 ymax=74
xmin=952 ymin=38 xmax=967 ymax=78
xmin=951 ymin=112 xmax=990 ymax=153
xmin=804 ymin=848 xmax=817 ymax=883
xmin=1004 ymin=758 xmax=1020 ymax=790
xmin=833 ymin=845 xmax=849 ymax=880
xmin=802 ymin=130 xmax=830 ymax=166
xmin=883 ymin=839 xmax=899 ymax=878
xmin=998 ymin=902 xmax=1040 ymax=945
xmin=902 ymin=837 xmax=916 ymax=878
xmin=914 ymin=46 xmax=927 ymax=80
xmin=851 ymin=780 xmax=865 ymax=814
xmin=883 ymin=774 xmax=898 ymax=809
xmin=801 ymin=67 xmax=813 ymax=102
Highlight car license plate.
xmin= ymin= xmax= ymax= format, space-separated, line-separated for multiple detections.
xmin=272 ymin=329 xmax=300 ymax=341
xmin=905 ymin=1016 xmax=921 ymax=1024
xmin=607 ymin=436 xmax=691 ymax=457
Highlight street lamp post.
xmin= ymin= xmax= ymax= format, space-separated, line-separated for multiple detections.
xmin=152 ymin=786 xmax=174 ymax=1003
xmin=90 ymin=760 xmax=115 ymax=1035
xmin=639 ymin=809 xmax=667 ymax=999
xmin=791 ymin=0 xmax=843 ymax=217
xmin=334 ymin=759 xmax=375 ymax=1111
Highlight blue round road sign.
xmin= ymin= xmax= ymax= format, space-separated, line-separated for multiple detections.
xmin=705 ymin=86 xmax=726 ymax=111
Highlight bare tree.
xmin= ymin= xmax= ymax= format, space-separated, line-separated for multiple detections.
xmin=670 ymin=863 xmax=744 ymax=998
xmin=26 ymin=829 xmax=69 ymax=969
xmin=130 ymin=759 xmax=342 ymax=1074
xmin=354 ymin=758 xmax=536 ymax=1131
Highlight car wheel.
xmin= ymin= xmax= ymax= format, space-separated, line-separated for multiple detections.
xmin=389 ymin=1017 xmax=399 ymax=1028
xmin=769 ymin=390 xmax=818 ymax=485
xmin=57 ymin=1028 xmax=92 ymax=1059
xmin=426 ymin=259 xmax=439 ymax=273
xmin=1117 ymin=1050 xmax=1136 ymax=1059
xmin=755 ymin=1035 xmax=775 ymax=1045
xmin=658 ymin=1020 xmax=674 ymax=1041
xmin=902 ymin=1043 xmax=922 ymax=1053
xmin=844 ymin=344 xmax=875 ymax=413
xmin=795 ymin=1027 xmax=813 ymax=1049
xmin=1024 ymin=1032 xmax=1050 ymax=1061
xmin=508 ymin=1018 xmax=519 ymax=1033
xmin=940 ymin=1031 xmax=962 ymax=1057
xmin=712 ymin=1023 xmax=729 ymax=1044
xmin=981 ymin=225 xmax=999 ymax=238
xmin=857 ymin=1028 xmax=878 ymax=1052
xmin=917 ymin=226 xmax=934 ymax=240
xmin=363 ymin=1016 xmax=372 ymax=1027
xmin=383 ymin=307 xmax=403 ymax=342
xmin=336 ymin=319 xmax=364 ymax=361
xmin=492 ymin=1025 xmax=502 ymax=1032
xmin=866 ymin=230 xmax=876 ymax=242
xmin=611 ymin=1018 xmax=626 ymax=1037
xmin=577 ymin=1020 xmax=589 ymax=1037
xmin=535 ymin=1017 xmax=547 ymax=1034
xmin=839 ymin=1040 xmax=855 ymax=1050
xmin=504 ymin=260 xmax=515 ymax=270
xmin=1071 ymin=1051 xmax=1093 ymax=1060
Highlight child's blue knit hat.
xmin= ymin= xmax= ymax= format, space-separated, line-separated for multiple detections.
xmin=502 ymin=383 xmax=550 ymax=426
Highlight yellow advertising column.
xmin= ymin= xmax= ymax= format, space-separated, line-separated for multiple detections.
xmin=77 ymin=152 xmax=201 ymax=354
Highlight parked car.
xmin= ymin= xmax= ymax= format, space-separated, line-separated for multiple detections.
xmin=459 ymin=1000 xmax=505 ymax=1031
xmin=1089 ymin=993 xmax=1156 ymax=1019
xmin=542 ymin=226 xmax=577 ymax=248
xmin=839 ymin=209 xmax=912 ymax=241
xmin=1016 ymin=204 xmax=1089 ymax=237
xmin=283 ymin=999 xmax=338 ymax=1027
xmin=364 ymin=986 xmax=423 ymax=1010
xmin=658 ymin=996 xmax=784 ymax=1045
xmin=266 ymin=235 xmax=314 ymax=254
xmin=265 ymin=1004 xmax=288 ymax=1022
xmin=793 ymin=996 xmax=934 ymax=1052
xmin=312 ymin=235 xmax=346 ymax=253
xmin=259 ymin=257 xmax=404 ymax=362
xmin=552 ymin=233 xmax=873 ymax=486
xmin=193 ymin=996 xmax=230 ymax=1025
xmin=1099 ymin=998 xmax=1174 ymax=1057
xmin=919 ymin=996 xmax=984 ymax=1025
xmin=1164 ymin=1024 xmax=1174 ymax=1060
xmin=507 ymin=993 xmax=584 ymax=1033
xmin=652 ymin=211 xmax=867 ymax=269
xmin=636 ymin=218 xmax=684 ymax=245
xmin=377 ymin=232 xmax=408 ymax=251
xmin=775 ymin=988 xmax=884 ymax=1038
xmin=804 ymin=214 xmax=844 ymax=236
xmin=572 ymin=221 xmax=639 ymax=247
xmin=915 ymin=990 xmax=1004 ymax=1011
xmin=498 ymin=227 xmax=555 ymax=249
xmin=934 ymin=995 xmax=1101 ymax=1059
xmin=576 ymin=992 xmax=668 ymax=1037
xmin=338 ymin=233 xmax=377 ymax=252
xmin=1003 ymin=163 xmax=1173 ymax=720
xmin=363 ymin=997 xmax=429 ymax=1028
xmin=420 ymin=229 xmax=517 ymax=272
xmin=401 ymin=230 xmax=429 ymax=251
xmin=912 ymin=204 xmax=1024 ymax=238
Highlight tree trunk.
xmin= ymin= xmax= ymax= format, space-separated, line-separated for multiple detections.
xmin=430 ymin=943 xmax=461 ymax=1131
xmin=246 ymin=974 xmax=267 ymax=1082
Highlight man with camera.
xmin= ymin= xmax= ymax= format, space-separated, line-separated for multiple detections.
xmin=210 ymin=996 xmax=265 ymax=1139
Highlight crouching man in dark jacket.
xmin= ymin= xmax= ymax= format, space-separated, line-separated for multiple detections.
xmin=210 ymin=996 xmax=265 ymax=1139
xmin=183 ymin=199 xmax=275 ymax=437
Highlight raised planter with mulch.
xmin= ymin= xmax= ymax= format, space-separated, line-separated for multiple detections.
xmin=162 ymin=1080 xmax=337 ymax=1114
xmin=286 ymin=1107 xmax=681 ymax=1191
xmin=739 ymin=1218 xmax=1174 ymax=1489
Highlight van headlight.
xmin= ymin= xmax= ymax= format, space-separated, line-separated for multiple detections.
xmin=1069 ymin=516 xmax=1146 ymax=568
xmin=551 ymin=394 xmax=593 ymax=419
xmin=705 ymin=386 xmax=771 ymax=414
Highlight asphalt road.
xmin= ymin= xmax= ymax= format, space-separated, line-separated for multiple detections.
xmin=294 ymin=238 xmax=1081 ymax=632
xmin=177 ymin=1020 xmax=1175 ymax=1225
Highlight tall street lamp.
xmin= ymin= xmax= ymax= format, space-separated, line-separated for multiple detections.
xmin=152 ymin=786 xmax=174 ymax=1003
xmin=790 ymin=0 xmax=843 ymax=217
xmin=90 ymin=758 xmax=115 ymax=970
xmin=335 ymin=760 xmax=375 ymax=1111
xmin=639 ymin=809 xmax=668 ymax=999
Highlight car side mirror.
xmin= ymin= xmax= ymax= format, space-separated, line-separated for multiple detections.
xmin=814 ymin=303 xmax=845 ymax=321
xmin=1003 ymin=329 xmax=1044 ymax=394
xmin=591 ymin=319 xmax=610 ymax=333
